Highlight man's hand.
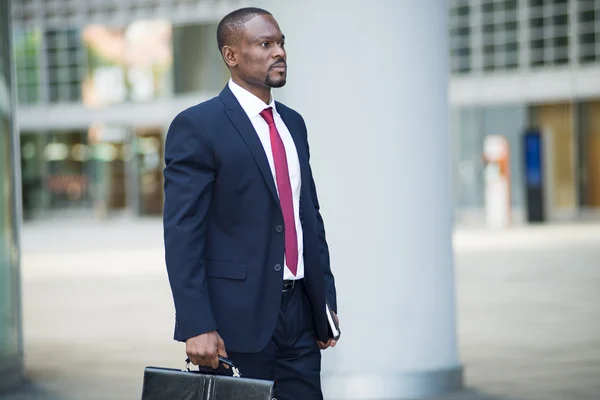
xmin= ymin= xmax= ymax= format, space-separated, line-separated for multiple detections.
xmin=186 ymin=331 xmax=228 ymax=369
xmin=318 ymin=312 xmax=339 ymax=350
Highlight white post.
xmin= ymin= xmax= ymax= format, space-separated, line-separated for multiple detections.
xmin=257 ymin=1 xmax=462 ymax=398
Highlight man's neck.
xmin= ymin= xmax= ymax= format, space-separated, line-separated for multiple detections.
xmin=231 ymin=76 xmax=271 ymax=105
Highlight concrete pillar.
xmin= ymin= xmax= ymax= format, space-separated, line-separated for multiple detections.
xmin=0 ymin=0 xmax=25 ymax=392
xmin=257 ymin=0 xmax=462 ymax=398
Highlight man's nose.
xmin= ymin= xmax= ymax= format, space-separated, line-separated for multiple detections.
xmin=273 ymin=44 xmax=286 ymax=59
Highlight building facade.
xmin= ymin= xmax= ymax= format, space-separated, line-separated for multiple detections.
xmin=12 ymin=0 xmax=248 ymax=219
xmin=0 ymin=0 xmax=24 ymax=392
xmin=449 ymin=0 xmax=600 ymax=224
xmin=11 ymin=0 xmax=600 ymax=224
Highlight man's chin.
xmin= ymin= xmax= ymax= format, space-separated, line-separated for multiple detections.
xmin=266 ymin=78 xmax=287 ymax=88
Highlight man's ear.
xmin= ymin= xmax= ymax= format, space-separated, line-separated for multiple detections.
xmin=222 ymin=46 xmax=238 ymax=68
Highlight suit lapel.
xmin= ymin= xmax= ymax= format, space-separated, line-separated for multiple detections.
xmin=277 ymin=103 xmax=310 ymax=183
xmin=277 ymin=103 xmax=310 ymax=228
xmin=219 ymin=86 xmax=279 ymax=205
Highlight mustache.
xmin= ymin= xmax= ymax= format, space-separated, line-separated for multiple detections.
xmin=270 ymin=60 xmax=287 ymax=69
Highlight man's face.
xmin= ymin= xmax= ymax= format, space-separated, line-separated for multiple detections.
xmin=234 ymin=14 xmax=287 ymax=88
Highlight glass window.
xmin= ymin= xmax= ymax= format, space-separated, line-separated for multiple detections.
xmin=529 ymin=0 xmax=570 ymax=68
xmin=13 ymin=29 xmax=41 ymax=104
xmin=482 ymin=0 xmax=520 ymax=71
xmin=133 ymin=127 xmax=164 ymax=215
xmin=450 ymin=0 xmax=520 ymax=75
xmin=447 ymin=0 xmax=600 ymax=74
xmin=20 ymin=133 xmax=46 ymax=219
xmin=172 ymin=23 xmax=229 ymax=94
xmin=43 ymin=131 xmax=92 ymax=212
xmin=45 ymin=28 xmax=82 ymax=103
xmin=82 ymin=20 xmax=174 ymax=106
xmin=449 ymin=1 xmax=472 ymax=74
xmin=578 ymin=1 xmax=598 ymax=64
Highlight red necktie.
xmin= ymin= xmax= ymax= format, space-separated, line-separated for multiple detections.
xmin=260 ymin=107 xmax=298 ymax=276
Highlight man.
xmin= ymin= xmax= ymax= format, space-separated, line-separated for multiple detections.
xmin=163 ymin=7 xmax=338 ymax=400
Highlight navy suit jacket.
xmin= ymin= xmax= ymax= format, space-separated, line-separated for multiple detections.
xmin=163 ymin=84 xmax=337 ymax=353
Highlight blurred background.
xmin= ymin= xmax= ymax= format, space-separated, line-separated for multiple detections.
xmin=0 ymin=0 xmax=599 ymax=399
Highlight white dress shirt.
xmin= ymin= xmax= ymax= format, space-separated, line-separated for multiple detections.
xmin=228 ymin=79 xmax=304 ymax=280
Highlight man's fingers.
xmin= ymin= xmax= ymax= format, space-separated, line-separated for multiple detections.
xmin=198 ymin=358 xmax=210 ymax=368
xmin=191 ymin=353 xmax=208 ymax=368
xmin=208 ymin=347 xmax=220 ymax=369
xmin=217 ymin=338 xmax=230 ymax=369
xmin=317 ymin=339 xmax=338 ymax=349
xmin=185 ymin=331 xmax=224 ymax=370
xmin=204 ymin=348 xmax=218 ymax=369
xmin=186 ymin=351 xmax=203 ymax=366
xmin=210 ymin=355 xmax=220 ymax=369
xmin=191 ymin=355 xmax=213 ymax=368
xmin=190 ymin=347 xmax=218 ymax=369
xmin=217 ymin=338 xmax=228 ymax=357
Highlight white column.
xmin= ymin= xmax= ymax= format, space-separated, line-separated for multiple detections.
xmin=258 ymin=1 xmax=462 ymax=398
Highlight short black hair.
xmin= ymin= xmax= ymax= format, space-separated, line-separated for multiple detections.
xmin=217 ymin=7 xmax=272 ymax=51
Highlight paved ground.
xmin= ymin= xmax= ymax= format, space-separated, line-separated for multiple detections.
xmin=1 ymin=218 xmax=599 ymax=400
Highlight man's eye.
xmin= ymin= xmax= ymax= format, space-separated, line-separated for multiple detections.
xmin=260 ymin=42 xmax=269 ymax=47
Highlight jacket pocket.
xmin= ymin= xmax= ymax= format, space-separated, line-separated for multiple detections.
xmin=205 ymin=260 xmax=247 ymax=280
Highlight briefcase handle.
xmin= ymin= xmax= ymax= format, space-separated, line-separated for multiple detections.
xmin=185 ymin=356 xmax=241 ymax=378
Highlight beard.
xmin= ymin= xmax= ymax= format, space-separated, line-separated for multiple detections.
xmin=265 ymin=74 xmax=286 ymax=88
xmin=265 ymin=61 xmax=287 ymax=87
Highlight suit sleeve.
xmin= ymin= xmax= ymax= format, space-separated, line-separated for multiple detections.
xmin=163 ymin=111 xmax=217 ymax=341
xmin=299 ymin=116 xmax=338 ymax=313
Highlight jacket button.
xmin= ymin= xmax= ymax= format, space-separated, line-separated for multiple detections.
xmin=276 ymin=225 xmax=283 ymax=233
xmin=274 ymin=264 xmax=282 ymax=272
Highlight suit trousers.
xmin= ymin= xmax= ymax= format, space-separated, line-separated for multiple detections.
xmin=227 ymin=281 xmax=323 ymax=400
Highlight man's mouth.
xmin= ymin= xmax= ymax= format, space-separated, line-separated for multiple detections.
xmin=271 ymin=62 xmax=287 ymax=70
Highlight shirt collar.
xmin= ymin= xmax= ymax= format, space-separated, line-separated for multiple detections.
xmin=228 ymin=78 xmax=277 ymax=119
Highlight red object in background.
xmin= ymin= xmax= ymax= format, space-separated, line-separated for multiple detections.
xmin=46 ymin=175 xmax=88 ymax=200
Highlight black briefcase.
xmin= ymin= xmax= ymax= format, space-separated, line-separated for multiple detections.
xmin=141 ymin=357 xmax=275 ymax=400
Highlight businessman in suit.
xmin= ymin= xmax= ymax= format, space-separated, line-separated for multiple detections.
xmin=162 ymin=7 xmax=338 ymax=399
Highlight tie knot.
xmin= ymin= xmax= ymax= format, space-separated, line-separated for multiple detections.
xmin=260 ymin=107 xmax=275 ymax=125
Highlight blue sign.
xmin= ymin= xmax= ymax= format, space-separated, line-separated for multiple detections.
xmin=524 ymin=130 xmax=543 ymax=188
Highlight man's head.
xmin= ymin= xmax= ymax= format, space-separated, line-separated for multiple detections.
xmin=217 ymin=7 xmax=287 ymax=90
